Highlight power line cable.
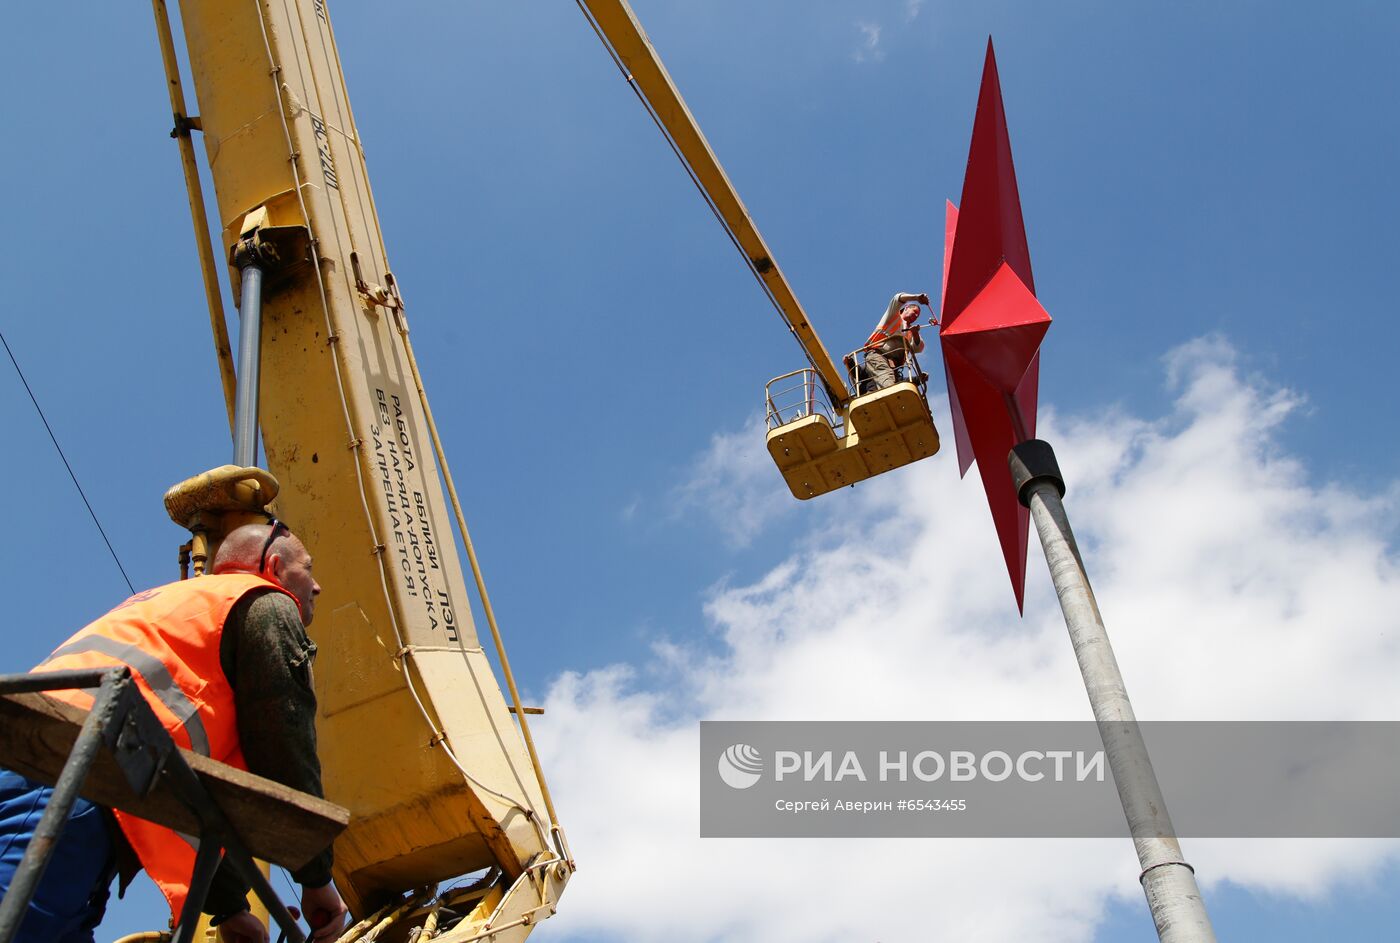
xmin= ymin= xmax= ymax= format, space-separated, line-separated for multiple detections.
xmin=1 ymin=331 xmax=136 ymax=595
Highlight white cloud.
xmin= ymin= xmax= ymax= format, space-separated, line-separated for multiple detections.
xmin=906 ymin=0 xmax=928 ymax=21
xmin=534 ymin=336 xmax=1400 ymax=942
xmin=669 ymin=413 xmax=794 ymax=548
xmin=853 ymin=21 xmax=884 ymax=63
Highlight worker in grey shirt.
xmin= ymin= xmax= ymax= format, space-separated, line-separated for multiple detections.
xmin=858 ymin=291 xmax=931 ymax=393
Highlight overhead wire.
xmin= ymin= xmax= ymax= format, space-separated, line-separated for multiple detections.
xmin=571 ymin=0 xmax=822 ymax=378
xmin=2 ymin=331 xmax=136 ymax=595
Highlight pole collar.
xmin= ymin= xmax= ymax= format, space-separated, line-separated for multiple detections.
xmin=1138 ymin=859 xmax=1196 ymax=883
xmin=1008 ymin=439 xmax=1065 ymax=508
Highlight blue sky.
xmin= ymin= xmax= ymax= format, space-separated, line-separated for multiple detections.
xmin=2 ymin=1 xmax=1398 ymax=940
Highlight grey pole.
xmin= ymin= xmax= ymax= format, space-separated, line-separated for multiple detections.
xmin=232 ymin=263 xmax=264 ymax=467
xmin=1009 ymin=440 xmax=1216 ymax=943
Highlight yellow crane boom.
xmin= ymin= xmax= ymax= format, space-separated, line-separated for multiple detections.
xmin=577 ymin=0 xmax=852 ymax=407
xmin=154 ymin=0 xmax=569 ymax=935
xmin=577 ymin=0 xmax=940 ymax=500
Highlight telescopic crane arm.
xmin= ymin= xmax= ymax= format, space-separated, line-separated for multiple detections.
xmin=577 ymin=0 xmax=853 ymax=408
xmin=152 ymin=1 xmax=569 ymax=938
xmin=579 ymin=1 xmax=941 ymax=502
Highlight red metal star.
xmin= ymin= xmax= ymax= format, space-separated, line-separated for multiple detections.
xmin=940 ymin=39 xmax=1052 ymax=612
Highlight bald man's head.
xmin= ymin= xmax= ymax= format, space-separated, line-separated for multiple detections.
xmin=213 ymin=523 xmax=276 ymax=572
xmin=213 ymin=522 xmax=322 ymax=626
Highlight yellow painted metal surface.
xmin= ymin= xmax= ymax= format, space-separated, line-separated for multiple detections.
xmin=174 ymin=0 xmax=562 ymax=920
xmin=579 ymin=0 xmax=851 ymax=406
xmin=425 ymin=861 xmax=567 ymax=943
xmin=847 ymin=383 xmax=941 ymax=473
xmin=767 ymin=383 xmax=940 ymax=499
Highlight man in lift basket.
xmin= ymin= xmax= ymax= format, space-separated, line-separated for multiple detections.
xmin=856 ymin=291 xmax=931 ymax=394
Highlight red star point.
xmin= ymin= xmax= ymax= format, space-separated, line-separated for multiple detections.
xmin=938 ymin=39 xmax=1052 ymax=612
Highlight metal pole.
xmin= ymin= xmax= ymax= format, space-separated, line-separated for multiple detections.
xmin=170 ymin=840 xmax=223 ymax=943
xmin=232 ymin=264 xmax=264 ymax=467
xmin=149 ymin=0 xmax=239 ymax=436
xmin=158 ymin=754 xmax=306 ymax=943
xmin=0 ymin=668 xmax=118 ymax=695
xmin=1009 ymin=440 xmax=1216 ymax=943
xmin=0 ymin=670 xmax=125 ymax=943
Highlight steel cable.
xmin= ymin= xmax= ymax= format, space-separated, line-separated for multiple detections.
xmin=2 ymin=331 xmax=135 ymax=595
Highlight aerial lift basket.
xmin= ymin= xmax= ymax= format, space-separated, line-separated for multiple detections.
xmin=765 ymin=342 xmax=940 ymax=499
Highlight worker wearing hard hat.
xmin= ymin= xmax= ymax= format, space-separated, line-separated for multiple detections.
xmin=858 ymin=291 xmax=932 ymax=393
xmin=0 ymin=522 xmax=349 ymax=943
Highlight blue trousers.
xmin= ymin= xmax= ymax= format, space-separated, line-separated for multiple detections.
xmin=0 ymin=770 xmax=115 ymax=943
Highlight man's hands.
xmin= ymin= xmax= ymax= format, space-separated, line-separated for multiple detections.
xmin=302 ymin=882 xmax=350 ymax=941
xmin=918 ymin=293 xmax=931 ymax=306
xmin=217 ymin=911 xmax=268 ymax=943
xmin=215 ymin=883 xmax=346 ymax=943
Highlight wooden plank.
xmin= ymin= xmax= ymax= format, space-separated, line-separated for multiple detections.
xmin=0 ymin=691 xmax=348 ymax=871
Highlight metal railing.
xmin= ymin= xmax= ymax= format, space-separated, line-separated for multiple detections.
xmin=843 ymin=334 xmax=931 ymax=398
xmin=764 ymin=367 xmax=841 ymax=432
xmin=0 ymin=668 xmax=309 ymax=943
xmin=766 ymin=327 xmax=937 ymax=435
xmin=765 ymin=334 xmax=935 ymax=434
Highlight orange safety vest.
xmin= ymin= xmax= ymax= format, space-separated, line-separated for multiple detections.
xmin=866 ymin=301 xmax=913 ymax=348
xmin=867 ymin=321 xmax=919 ymax=356
xmin=37 ymin=573 xmax=294 ymax=923
xmin=865 ymin=322 xmax=902 ymax=348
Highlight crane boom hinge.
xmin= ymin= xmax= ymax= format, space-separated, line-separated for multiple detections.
xmin=231 ymin=212 xmax=311 ymax=276
xmin=230 ymin=236 xmax=279 ymax=272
